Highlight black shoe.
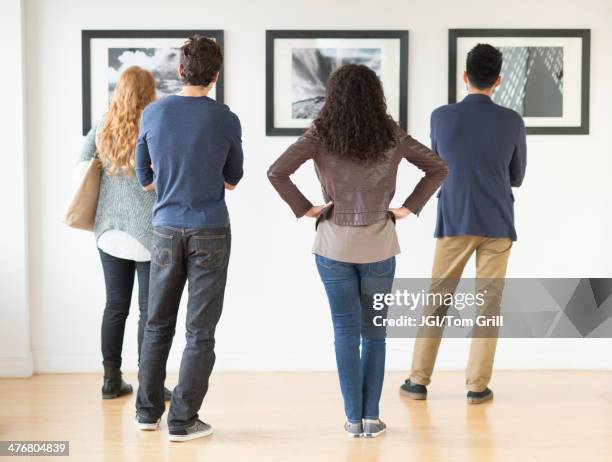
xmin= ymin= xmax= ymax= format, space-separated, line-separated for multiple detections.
xmin=467 ymin=387 xmax=493 ymax=404
xmin=168 ymin=420 xmax=213 ymax=442
xmin=399 ymin=379 xmax=427 ymax=400
xmin=101 ymin=361 xmax=133 ymax=399
xmin=164 ymin=387 xmax=173 ymax=402
xmin=134 ymin=412 xmax=160 ymax=431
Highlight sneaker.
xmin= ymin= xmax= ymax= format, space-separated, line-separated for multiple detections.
xmin=134 ymin=413 xmax=160 ymax=431
xmin=399 ymin=379 xmax=427 ymax=400
xmin=344 ymin=421 xmax=363 ymax=438
xmin=168 ymin=420 xmax=213 ymax=442
xmin=362 ymin=419 xmax=386 ymax=438
xmin=467 ymin=388 xmax=493 ymax=404
xmin=163 ymin=387 xmax=173 ymax=402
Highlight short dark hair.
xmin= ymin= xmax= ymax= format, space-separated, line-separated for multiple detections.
xmin=466 ymin=44 xmax=502 ymax=89
xmin=179 ymin=35 xmax=223 ymax=86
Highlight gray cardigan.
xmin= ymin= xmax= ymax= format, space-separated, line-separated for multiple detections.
xmin=79 ymin=122 xmax=155 ymax=250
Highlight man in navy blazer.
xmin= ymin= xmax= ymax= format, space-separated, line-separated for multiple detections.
xmin=401 ymin=44 xmax=527 ymax=404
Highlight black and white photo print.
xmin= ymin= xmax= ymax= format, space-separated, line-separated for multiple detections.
xmin=291 ymin=48 xmax=381 ymax=119
xmin=449 ymin=29 xmax=590 ymax=134
xmin=494 ymin=46 xmax=564 ymax=117
xmin=107 ymin=47 xmax=182 ymax=100
xmin=82 ymin=30 xmax=224 ymax=135
xmin=267 ymin=30 xmax=408 ymax=136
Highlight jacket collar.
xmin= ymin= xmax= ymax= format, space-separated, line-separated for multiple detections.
xmin=463 ymin=93 xmax=493 ymax=103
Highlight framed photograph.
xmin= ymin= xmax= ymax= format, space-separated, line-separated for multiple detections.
xmin=81 ymin=29 xmax=224 ymax=135
xmin=266 ymin=30 xmax=408 ymax=136
xmin=449 ymin=29 xmax=590 ymax=135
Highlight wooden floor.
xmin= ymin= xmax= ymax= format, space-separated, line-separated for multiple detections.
xmin=1 ymin=371 xmax=611 ymax=461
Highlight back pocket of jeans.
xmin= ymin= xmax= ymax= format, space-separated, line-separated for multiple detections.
xmin=194 ymin=235 xmax=226 ymax=269
xmin=368 ymin=259 xmax=394 ymax=277
xmin=152 ymin=230 xmax=173 ymax=267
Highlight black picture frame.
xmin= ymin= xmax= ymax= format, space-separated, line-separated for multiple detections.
xmin=81 ymin=29 xmax=224 ymax=135
xmin=266 ymin=30 xmax=409 ymax=136
xmin=448 ymin=29 xmax=590 ymax=135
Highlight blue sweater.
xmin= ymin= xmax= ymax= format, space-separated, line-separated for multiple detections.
xmin=432 ymin=94 xmax=527 ymax=241
xmin=135 ymin=95 xmax=243 ymax=228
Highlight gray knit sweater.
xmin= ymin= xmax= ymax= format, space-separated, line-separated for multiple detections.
xmin=79 ymin=122 xmax=155 ymax=250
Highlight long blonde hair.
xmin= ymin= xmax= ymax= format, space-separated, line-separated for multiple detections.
xmin=97 ymin=66 xmax=156 ymax=175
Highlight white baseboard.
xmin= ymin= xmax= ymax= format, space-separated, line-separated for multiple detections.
xmin=0 ymin=353 xmax=34 ymax=377
xmin=33 ymin=353 xmax=134 ymax=374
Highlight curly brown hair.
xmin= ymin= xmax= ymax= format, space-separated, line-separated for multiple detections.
xmin=180 ymin=35 xmax=223 ymax=86
xmin=313 ymin=64 xmax=398 ymax=163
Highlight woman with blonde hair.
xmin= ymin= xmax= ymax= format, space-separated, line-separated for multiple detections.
xmin=79 ymin=66 xmax=170 ymax=400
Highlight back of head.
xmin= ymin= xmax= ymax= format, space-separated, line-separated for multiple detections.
xmin=313 ymin=64 xmax=398 ymax=164
xmin=180 ymin=35 xmax=223 ymax=87
xmin=97 ymin=66 xmax=156 ymax=175
xmin=466 ymin=44 xmax=503 ymax=90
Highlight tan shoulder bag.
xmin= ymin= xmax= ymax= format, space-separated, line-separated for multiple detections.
xmin=62 ymin=157 xmax=102 ymax=231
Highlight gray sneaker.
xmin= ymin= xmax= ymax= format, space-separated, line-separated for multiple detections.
xmin=168 ymin=420 xmax=213 ymax=442
xmin=363 ymin=419 xmax=386 ymax=438
xmin=344 ymin=421 xmax=363 ymax=438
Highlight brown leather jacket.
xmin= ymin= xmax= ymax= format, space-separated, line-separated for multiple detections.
xmin=267 ymin=126 xmax=448 ymax=226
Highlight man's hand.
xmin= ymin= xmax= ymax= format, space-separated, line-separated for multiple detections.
xmin=388 ymin=207 xmax=412 ymax=220
xmin=224 ymin=182 xmax=236 ymax=190
xmin=305 ymin=203 xmax=331 ymax=218
xmin=143 ymin=183 xmax=155 ymax=192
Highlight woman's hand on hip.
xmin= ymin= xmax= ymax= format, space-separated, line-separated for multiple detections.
xmin=388 ymin=207 xmax=413 ymax=220
xmin=305 ymin=203 xmax=332 ymax=218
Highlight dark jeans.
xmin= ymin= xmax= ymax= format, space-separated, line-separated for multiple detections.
xmin=98 ymin=248 xmax=150 ymax=369
xmin=315 ymin=255 xmax=395 ymax=423
xmin=136 ymin=226 xmax=231 ymax=430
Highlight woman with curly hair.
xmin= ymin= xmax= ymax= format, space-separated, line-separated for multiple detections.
xmin=268 ymin=64 xmax=448 ymax=437
xmin=79 ymin=66 xmax=171 ymax=401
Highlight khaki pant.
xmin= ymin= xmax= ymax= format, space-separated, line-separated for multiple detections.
xmin=410 ymin=236 xmax=512 ymax=392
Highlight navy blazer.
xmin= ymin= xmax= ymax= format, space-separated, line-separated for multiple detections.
xmin=431 ymin=94 xmax=527 ymax=241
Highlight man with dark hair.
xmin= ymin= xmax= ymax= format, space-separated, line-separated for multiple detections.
xmin=134 ymin=35 xmax=243 ymax=441
xmin=466 ymin=43 xmax=503 ymax=89
xmin=400 ymin=43 xmax=526 ymax=404
xmin=179 ymin=34 xmax=223 ymax=87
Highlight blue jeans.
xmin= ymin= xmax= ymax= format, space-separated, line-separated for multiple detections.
xmin=136 ymin=226 xmax=231 ymax=431
xmin=315 ymin=255 xmax=395 ymax=423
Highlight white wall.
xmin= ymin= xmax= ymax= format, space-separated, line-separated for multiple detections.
xmin=0 ymin=0 xmax=32 ymax=377
xmin=20 ymin=0 xmax=612 ymax=374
